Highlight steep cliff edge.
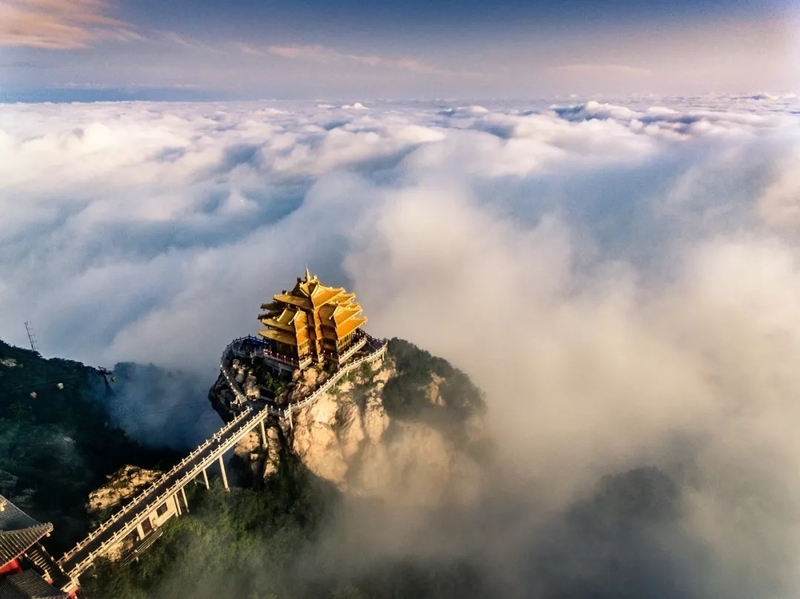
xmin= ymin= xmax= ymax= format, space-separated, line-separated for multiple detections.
xmin=208 ymin=338 xmax=489 ymax=502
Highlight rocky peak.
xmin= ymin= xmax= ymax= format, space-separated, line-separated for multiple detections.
xmin=211 ymin=338 xmax=489 ymax=504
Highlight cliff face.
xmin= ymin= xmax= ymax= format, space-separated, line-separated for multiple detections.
xmin=210 ymin=338 xmax=489 ymax=503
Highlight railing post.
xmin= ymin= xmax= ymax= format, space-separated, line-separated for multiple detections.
xmin=218 ymin=455 xmax=229 ymax=491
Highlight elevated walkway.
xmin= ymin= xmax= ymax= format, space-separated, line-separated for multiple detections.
xmin=58 ymin=403 xmax=269 ymax=578
xmin=57 ymin=335 xmax=388 ymax=585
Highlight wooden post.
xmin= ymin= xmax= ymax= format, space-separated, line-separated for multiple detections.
xmin=260 ymin=419 xmax=267 ymax=449
xmin=219 ymin=455 xmax=229 ymax=491
xmin=181 ymin=487 xmax=189 ymax=513
xmin=202 ymin=469 xmax=210 ymax=490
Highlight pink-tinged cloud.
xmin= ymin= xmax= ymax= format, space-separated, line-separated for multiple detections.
xmin=547 ymin=64 xmax=654 ymax=77
xmin=251 ymin=43 xmax=453 ymax=75
xmin=0 ymin=0 xmax=132 ymax=49
xmin=235 ymin=42 xmax=264 ymax=56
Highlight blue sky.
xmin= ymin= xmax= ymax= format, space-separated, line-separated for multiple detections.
xmin=0 ymin=0 xmax=797 ymax=100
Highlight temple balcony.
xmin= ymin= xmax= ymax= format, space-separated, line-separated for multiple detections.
xmin=261 ymin=348 xmax=298 ymax=366
xmin=261 ymin=347 xmax=313 ymax=371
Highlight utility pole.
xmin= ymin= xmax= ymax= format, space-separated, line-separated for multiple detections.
xmin=24 ymin=321 xmax=39 ymax=352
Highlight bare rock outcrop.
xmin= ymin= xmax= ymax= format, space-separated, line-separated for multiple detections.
xmin=425 ymin=372 xmax=445 ymax=406
xmin=243 ymin=372 xmax=260 ymax=399
xmin=363 ymin=396 xmax=389 ymax=443
xmin=208 ymin=373 xmax=238 ymax=422
xmin=233 ymin=431 xmax=263 ymax=478
xmin=263 ymin=427 xmax=282 ymax=478
xmin=272 ymin=354 xmax=483 ymax=503
xmin=292 ymin=392 xmax=350 ymax=485
xmin=336 ymin=396 xmax=365 ymax=461
xmin=88 ymin=465 xmax=162 ymax=522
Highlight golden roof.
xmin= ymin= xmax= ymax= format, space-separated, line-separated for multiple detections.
xmin=257 ymin=328 xmax=298 ymax=346
xmin=258 ymin=269 xmax=367 ymax=352
xmin=273 ymin=293 xmax=313 ymax=310
xmin=332 ymin=304 xmax=362 ymax=325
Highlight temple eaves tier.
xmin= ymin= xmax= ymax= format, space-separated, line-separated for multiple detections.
xmin=0 ymin=495 xmax=70 ymax=599
xmin=257 ymin=269 xmax=368 ymax=368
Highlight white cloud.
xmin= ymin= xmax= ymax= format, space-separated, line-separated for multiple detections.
xmin=757 ymin=148 xmax=800 ymax=229
xmin=2 ymin=96 xmax=799 ymax=364
xmin=3 ymin=95 xmax=800 ymax=593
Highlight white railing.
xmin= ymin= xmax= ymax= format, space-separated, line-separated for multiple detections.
xmin=261 ymin=348 xmax=300 ymax=367
xmin=219 ymin=334 xmax=386 ymax=419
xmin=285 ymin=338 xmax=387 ymax=414
xmin=58 ymin=404 xmax=257 ymax=567
xmin=60 ymin=334 xmax=388 ymax=578
xmin=337 ymin=336 xmax=367 ymax=365
xmin=62 ymin=405 xmax=277 ymax=577
xmin=227 ymin=335 xmax=305 ymax=369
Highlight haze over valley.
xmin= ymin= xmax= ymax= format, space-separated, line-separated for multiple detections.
xmin=2 ymin=0 xmax=800 ymax=596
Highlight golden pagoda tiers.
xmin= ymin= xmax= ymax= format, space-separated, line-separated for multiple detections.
xmin=257 ymin=269 xmax=368 ymax=371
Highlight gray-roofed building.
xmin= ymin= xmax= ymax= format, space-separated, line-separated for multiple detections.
xmin=0 ymin=499 xmax=41 ymax=533
xmin=0 ymin=570 xmax=68 ymax=599
xmin=0 ymin=526 xmax=53 ymax=573
xmin=0 ymin=497 xmax=53 ymax=571
xmin=0 ymin=497 xmax=73 ymax=599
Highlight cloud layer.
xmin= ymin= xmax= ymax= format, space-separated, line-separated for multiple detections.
xmin=3 ymin=95 xmax=800 ymax=593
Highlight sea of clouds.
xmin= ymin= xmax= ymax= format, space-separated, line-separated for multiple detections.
xmin=3 ymin=94 xmax=800 ymax=595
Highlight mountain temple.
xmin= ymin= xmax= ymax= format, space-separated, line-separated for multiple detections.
xmin=0 ymin=495 xmax=74 ymax=598
xmin=257 ymin=269 xmax=368 ymax=371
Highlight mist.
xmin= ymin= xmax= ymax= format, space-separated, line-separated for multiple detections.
xmin=104 ymin=363 xmax=220 ymax=449
xmin=3 ymin=94 xmax=800 ymax=596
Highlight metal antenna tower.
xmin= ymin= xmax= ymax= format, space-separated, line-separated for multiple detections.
xmin=24 ymin=321 xmax=39 ymax=352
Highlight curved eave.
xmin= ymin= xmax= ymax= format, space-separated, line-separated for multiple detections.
xmin=336 ymin=316 xmax=367 ymax=338
xmin=257 ymin=329 xmax=298 ymax=346
xmin=333 ymin=307 xmax=363 ymax=325
xmin=259 ymin=318 xmax=294 ymax=332
xmin=273 ymin=294 xmax=313 ymax=310
xmin=0 ymin=524 xmax=53 ymax=567
xmin=311 ymin=287 xmax=345 ymax=307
